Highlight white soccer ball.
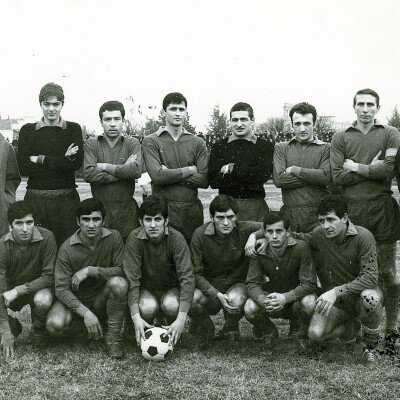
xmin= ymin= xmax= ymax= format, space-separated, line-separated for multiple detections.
xmin=141 ymin=327 xmax=173 ymax=361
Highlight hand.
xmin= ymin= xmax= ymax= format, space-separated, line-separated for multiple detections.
xmin=343 ymin=159 xmax=359 ymax=172
xmin=256 ymin=238 xmax=267 ymax=254
xmin=3 ymin=289 xmax=18 ymax=307
xmin=217 ymin=293 xmax=240 ymax=314
xmin=65 ymin=143 xmax=79 ymax=158
xmin=315 ymin=288 xmax=337 ymax=316
xmin=125 ymin=154 xmax=137 ymax=164
xmin=188 ymin=166 xmax=198 ymax=174
xmin=1 ymin=331 xmax=15 ymax=358
xmin=71 ymin=267 xmax=90 ymax=291
xmin=132 ymin=314 xmax=153 ymax=346
xmin=285 ymin=166 xmax=293 ymax=174
xmin=97 ymin=163 xmax=107 ymax=171
xmin=163 ymin=313 xmax=186 ymax=346
xmin=29 ymin=156 xmax=38 ymax=163
xmin=83 ymin=310 xmax=103 ymax=340
xmin=161 ymin=165 xmax=168 ymax=170
xmin=245 ymin=234 xmax=257 ymax=257
xmin=370 ymin=150 xmax=383 ymax=166
xmin=264 ymin=293 xmax=286 ymax=312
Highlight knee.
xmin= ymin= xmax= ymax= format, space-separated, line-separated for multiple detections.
xmin=108 ymin=277 xmax=128 ymax=298
xmin=190 ymin=289 xmax=206 ymax=316
xmin=227 ymin=284 xmax=247 ymax=311
xmin=33 ymin=289 xmax=53 ymax=312
xmin=244 ymin=298 xmax=261 ymax=322
xmin=308 ymin=322 xmax=325 ymax=344
xmin=139 ymin=297 xmax=159 ymax=322
xmin=46 ymin=307 xmax=71 ymax=335
xmin=300 ymin=294 xmax=317 ymax=316
xmin=161 ymin=291 xmax=179 ymax=318
xmin=360 ymin=289 xmax=383 ymax=314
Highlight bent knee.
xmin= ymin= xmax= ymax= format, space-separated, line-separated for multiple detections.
xmin=46 ymin=310 xmax=71 ymax=334
xmin=161 ymin=293 xmax=179 ymax=317
xmin=139 ymin=297 xmax=159 ymax=321
xmin=244 ymin=298 xmax=262 ymax=321
xmin=33 ymin=289 xmax=53 ymax=311
xmin=108 ymin=276 xmax=128 ymax=297
xmin=300 ymin=294 xmax=317 ymax=315
xmin=308 ymin=324 xmax=326 ymax=344
xmin=360 ymin=289 xmax=383 ymax=312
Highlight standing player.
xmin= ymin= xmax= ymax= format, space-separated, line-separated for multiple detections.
xmin=189 ymin=195 xmax=262 ymax=339
xmin=273 ymin=102 xmax=331 ymax=233
xmin=17 ymin=82 xmax=83 ymax=247
xmin=330 ymin=88 xmax=400 ymax=351
xmin=84 ymin=101 xmax=142 ymax=241
xmin=142 ymin=92 xmax=208 ymax=241
xmin=124 ymin=196 xmax=195 ymax=347
xmin=46 ymin=199 xmax=127 ymax=359
xmin=244 ymin=211 xmax=317 ymax=344
xmin=298 ymin=195 xmax=384 ymax=363
xmin=0 ymin=201 xmax=56 ymax=358
xmin=208 ymin=102 xmax=273 ymax=222
xmin=0 ymin=133 xmax=20 ymax=237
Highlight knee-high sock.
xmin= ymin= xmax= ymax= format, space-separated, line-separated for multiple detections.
xmin=386 ymin=283 xmax=400 ymax=333
xmin=107 ymin=299 xmax=127 ymax=343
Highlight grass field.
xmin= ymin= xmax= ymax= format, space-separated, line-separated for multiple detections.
xmin=2 ymin=180 xmax=399 ymax=400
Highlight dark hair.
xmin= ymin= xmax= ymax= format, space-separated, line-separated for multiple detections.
xmin=7 ymin=201 xmax=35 ymax=225
xmin=99 ymin=100 xmax=125 ymax=120
xmin=263 ymin=211 xmax=289 ymax=230
xmin=317 ymin=194 xmax=348 ymax=219
xmin=39 ymin=82 xmax=64 ymax=104
xmin=139 ymin=196 xmax=168 ymax=220
xmin=77 ymin=198 xmax=106 ymax=220
xmin=353 ymin=88 xmax=380 ymax=107
xmin=162 ymin=92 xmax=187 ymax=111
xmin=209 ymin=195 xmax=238 ymax=217
xmin=230 ymin=102 xmax=254 ymax=119
xmin=289 ymin=102 xmax=317 ymax=124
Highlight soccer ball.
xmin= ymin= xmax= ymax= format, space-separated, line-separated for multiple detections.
xmin=141 ymin=327 xmax=173 ymax=361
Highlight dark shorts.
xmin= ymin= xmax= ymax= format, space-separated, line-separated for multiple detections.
xmin=9 ymin=293 xmax=35 ymax=312
xmin=103 ymin=198 xmax=140 ymax=240
xmin=348 ymin=197 xmax=400 ymax=244
xmin=252 ymin=290 xmax=295 ymax=320
xmin=167 ymin=199 xmax=203 ymax=242
xmin=280 ymin=204 xmax=319 ymax=233
xmin=234 ymin=198 xmax=269 ymax=222
xmin=25 ymin=188 xmax=80 ymax=248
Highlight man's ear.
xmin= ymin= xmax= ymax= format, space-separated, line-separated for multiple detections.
xmin=342 ymin=213 xmax=349 ymax=223
xmin=139 ymin=218 xmax=143 ymax=226
xmin=165 ymin=218 xmax=169 ymax=226
xmin=76 ymin=218 xmax=80 ymax=227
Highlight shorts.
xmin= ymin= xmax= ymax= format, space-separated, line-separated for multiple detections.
xmin=234 ymin=198 xmax=269 ymax=222
xmin=348 ymin=197 xmax=400 ymax=244
xmin=280 ymin=204 xmax=319 ymax=233
xmin=103 ymin=198 xmax=140 ymax=240
xmin=9 ymin=293 xmax=35 ymax=312
xmin=25 ymin=188 xmax=80 ymax=248
xmin=166 ymin=199 xmax=203 ymax=242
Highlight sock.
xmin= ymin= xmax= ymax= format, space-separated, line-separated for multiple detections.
xmin=362 ymin=324 xmax=381 ymax=349
xmin=107 ymin=299 xmax=127 ymax=344
xmin=385 ymin=284 xmax=400 ymax=333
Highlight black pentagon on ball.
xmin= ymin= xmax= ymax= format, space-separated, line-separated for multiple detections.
xmin=145 ymin=330 xmax=153 ymax=340
xmin=147 ymin=346 xmax=158 ymax=357
xmin=160 ymin=334 xmax=169 ymax=343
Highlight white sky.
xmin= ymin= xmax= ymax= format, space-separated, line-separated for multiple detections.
xmin=1 ymin=0 xmax=400 ymax=133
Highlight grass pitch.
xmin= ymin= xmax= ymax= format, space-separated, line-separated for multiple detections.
xmin=3 ymin=180 xmax=399 ymax=400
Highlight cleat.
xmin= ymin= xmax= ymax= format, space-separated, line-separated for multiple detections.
xmin=214 ymin=324 xmax=240 ymax=341
xmin=385 ymin=330 xmax=400 ymax=353
xmin=190 ymin=315 xmax=215 ymax=340
xmin=252 ymin=319 xmax=278 ymax=344
xmin=107 ymin=340 xmax=124 ymax=359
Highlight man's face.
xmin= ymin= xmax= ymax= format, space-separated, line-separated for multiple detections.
xmin=40 ymin=96 xmax=63 ymax=123
xmin=164 ymin=102 xmax=187 ymax=127
xmin=230 ymin=111 xmax=254 ymax=139
xmin=292 ymin=112 xmax=314 ymax=143
xmin=101 ymin=110 xmax=124 ymax=140
xmin=141 ymin=213 xmax=167 ymax=242
xmin=212 ymin=209 xmax=237 ymax=236
xmin=353 ymin=94 xmax=380 ymax=125
xmin=318 ymin=211 xmax=348 ymax=239
xmin=78 ymin=211 xmax=104 ymax=240
xmin=10 ymin=214 xmax=35 ymax=244
xmin=264 ymin=220 xmax=289 ymax=249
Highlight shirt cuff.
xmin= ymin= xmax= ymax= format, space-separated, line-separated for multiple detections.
xmin=282 ymin=290 xmax=297 ymax=304
xmin=256 ymin=294 xmax=267 ymax=306
xmin=104 ymin=164 xmax=117 ymax=175
xmin=207 ymin=287 xmax=220 ymax=299
xmin=178 ymin=300 xmax=191 ymax=313
xmin=0 ymin=319 xmax=11 ymax=335
xmin=14 ymin=285 xmax=28 ymax=296
xmin=37 ymin=155 xmax=45 ymax=164
xmin=334 ymin=285 xmax=347 ymax=297
xmin=89 ymin=266 xmax=100 ymax=279
xmin=76 ymin=304 xmax=90 ymax=317
xmin=131 ymin=304 xmax=140 ymax=315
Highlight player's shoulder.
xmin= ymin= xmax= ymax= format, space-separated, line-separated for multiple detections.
xmin=274 ymin=140 xmax=290 ymax=150
xmin=353 ymin=224 xmax=376 ymax=241
xmin=35 ymin=226 xmax=56 ymax=242
xmin=168 ymin=227 xmax=187 ymax=242
xmin=210 ymin=137 xmax=229 ymax=150
xmin=123 ymin=135 xmax=140 ymax=144
xmin=291 ymin=237 xmax=311 ymax=252
xmin=192 ymin=222 xmax=209 ymax=238
xmin=65 ymin=121 xmax=82 ymax=131
xmin=19 ymin=122 xmax=36 ymax=134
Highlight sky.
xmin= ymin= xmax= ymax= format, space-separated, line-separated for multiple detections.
xmin=1 ymin=0 xmax=400 ymax=133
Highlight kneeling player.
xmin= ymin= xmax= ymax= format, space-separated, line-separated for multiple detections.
xmin=46 ymin=198 xmax=128 ymax=359
xmin=124 ymin=196 xmax=195 ymax=347
xmin=189 ymin=195 xmax=262 ymax=340
xmin=299 ymin=195 xmax=384 ymax=363
xmin=0 ymin=201 xmax=56 ymax=358
xmin=244 ymin=211 xmax=317 ymax=344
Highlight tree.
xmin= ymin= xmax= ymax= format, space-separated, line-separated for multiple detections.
xmin=314 ymin=116 xmax=336 ymax=142
xmin=257 ymin=118 xmax=291 ymax=143
xmin=206 ymin=104 xmax=228 ymax=148
xmin=183 ymin=113 xmax=197 ymax=134
xmin=388 ymin=106 xmax=400 ymax=130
